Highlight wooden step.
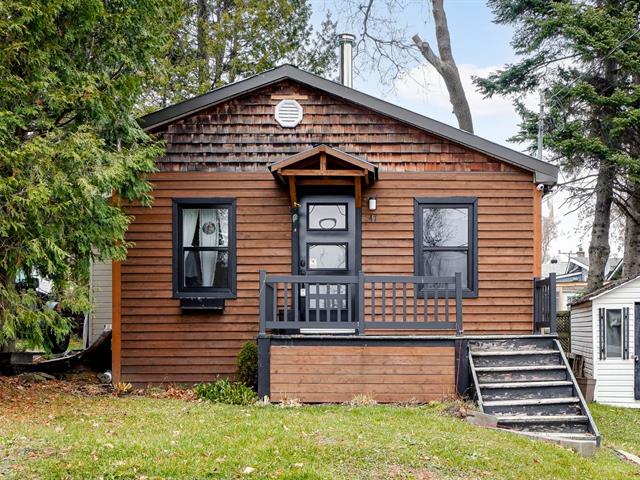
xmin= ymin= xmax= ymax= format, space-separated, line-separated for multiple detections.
xmin=471 ymin=349 xmax=558 ymax=356
xmin=497 ymin=415 xmax=588 ymax=424
xmin=468 ymin=337 xmax=556 ymax=352
xmin=537 ymin=432 xmax=597 ymax=440
xmin=483 ymin=397 xmax=580 ymax=407
xmin=475 ymin=365 xmax=565 ymax=372
xmin=479 ymin=380 xmax=572 ymax=389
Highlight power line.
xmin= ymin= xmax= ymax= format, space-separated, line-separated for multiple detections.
xmin=545 ymin=24 xmax=640 ymax=106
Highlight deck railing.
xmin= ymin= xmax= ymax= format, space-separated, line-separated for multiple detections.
xmin=533 ymin=273 xmax=557 ymax=333
xmin=259 ymin=271 xmax=463 ymax=335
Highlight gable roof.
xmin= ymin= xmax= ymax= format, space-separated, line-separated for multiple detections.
xmin=269 ymin=144 xmax=377 ymax=176
xmin=570 ymin=274 xmax=640 ymax=307
xmin=140 ymin=65 xmax=559 ymax=185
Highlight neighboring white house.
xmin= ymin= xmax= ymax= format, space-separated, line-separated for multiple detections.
xmin=570 ymin=275 xmax=640 ymax=408
xmin=86 ymin=260 xmax=112 ymax=347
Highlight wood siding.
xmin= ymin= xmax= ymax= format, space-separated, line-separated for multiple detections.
xmin=270 ymin=345 xmax=455 ymax=403
xmin=150 ymin=81 xmax=521 ymax=175
xmin=363 ymin=171 xmax=535 ymax=334
xmin=117 ymin=78 xmax=539 ymax=384
xmin=120 ymin=173 xmax=291 ymax=384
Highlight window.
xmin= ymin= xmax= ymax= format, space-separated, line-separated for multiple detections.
xmin=414 ymin=197 xmax=477 ymax=296
xmin=307 ymin=203 xmax=347 ymax=230
xmin=173 ymin=199 xmax=236 ymax=299
xmin=308 ymin=243 xmax=347 ymax=270
xmin=605 ymin=308 xmax=623 ymax=358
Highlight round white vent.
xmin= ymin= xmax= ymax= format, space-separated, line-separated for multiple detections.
xmin=275 ymin=99 xmax=303 ymax=128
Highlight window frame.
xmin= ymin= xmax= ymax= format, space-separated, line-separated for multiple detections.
xmin=172 ymin=198 xmax=237 ymax=299
xmin=414 ymin=197 xmax=478 ymax=298
xmin=604 ymin=307 xmax=623 ymax=359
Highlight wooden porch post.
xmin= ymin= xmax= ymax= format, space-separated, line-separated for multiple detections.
xmin=111 ymin=260 xmax=122 ymax=383
xmin=358 ymin=271 xmax=365 ymax=335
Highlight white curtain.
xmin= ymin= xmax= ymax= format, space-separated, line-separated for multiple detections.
xmin=182 ymin=209 xmax=199 ymax=282
xmin=199 ymin=208 xmax=220 ymax=287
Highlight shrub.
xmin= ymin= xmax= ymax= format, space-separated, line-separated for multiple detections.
xmin=236 ymin=341 xmax=258 ymax=391
xmin=194 ymin=379 xmax=258 ymax=405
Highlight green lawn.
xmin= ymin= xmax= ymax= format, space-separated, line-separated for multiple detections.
xmin=590 ymin=403 xmax=640 ymax=456
xmin=1 ymin=381 xmax=639 ymax=479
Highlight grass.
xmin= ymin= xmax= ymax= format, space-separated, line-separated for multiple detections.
xmin=0 ymin=381 xmax=639 ymax=479
xmin=590 ymin=403 xmax=640 ymax=456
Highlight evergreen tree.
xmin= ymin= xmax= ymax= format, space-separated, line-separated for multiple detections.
xmin=143 ymin=0 xmax=337 ymax=109
xmin=0 ymin=0 xmax=177 ymax=349
xmin=476 ymin=0 xmax=640 ymax=289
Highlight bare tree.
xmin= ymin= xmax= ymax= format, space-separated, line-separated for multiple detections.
xmin=411 ymin=0 xmax=473 ymax=132
xmin=348 ymin=0 xmax=473 ymax=132
xmin=541 ymin=206 xmax=558 ymax=263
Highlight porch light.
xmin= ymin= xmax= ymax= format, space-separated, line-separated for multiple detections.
xmin=368 ymin=196 xmax=377 ymax=211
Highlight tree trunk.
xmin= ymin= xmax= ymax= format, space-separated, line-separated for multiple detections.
xmin=587 ymin=162 xmax=616 ymax=291
xmin=412 ymin=0 xmax=473 ymax=133
xmin=196 ymin=0 xmax=210 ymax=91
xmin=623 ymin=181 xmax=640 ymax=279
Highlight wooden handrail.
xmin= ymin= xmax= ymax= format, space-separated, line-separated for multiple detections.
xmin=259 ymin=270 xmax=463 ymax=335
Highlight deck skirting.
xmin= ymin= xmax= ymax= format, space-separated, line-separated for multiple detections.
xmin=260 ymin=335 xmax=468 ymax=403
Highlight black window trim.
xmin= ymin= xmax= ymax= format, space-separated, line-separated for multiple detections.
xmin=414 ymin=197 xmax=478 ymax=298
xmin=172 ymin=197 xmax=237 ymax=299
xmin=604 ymin=307 xmax=623 ymax=359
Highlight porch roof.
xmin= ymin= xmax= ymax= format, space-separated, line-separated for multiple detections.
xmin=268 ymin=144 xmax=378 ymax=207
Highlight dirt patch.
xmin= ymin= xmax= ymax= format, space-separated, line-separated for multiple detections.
xmin=0 ymin=373 xmax=108 ymax=416
xmin=0 ymin=374 xmax=198 ymax=418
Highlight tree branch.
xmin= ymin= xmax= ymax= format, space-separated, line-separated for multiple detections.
xmin=411 ymin=34 xmax=444 ymax=75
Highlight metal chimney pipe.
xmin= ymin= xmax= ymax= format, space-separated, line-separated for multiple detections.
xmin=338 ymin=33 xmax=355 ymax=88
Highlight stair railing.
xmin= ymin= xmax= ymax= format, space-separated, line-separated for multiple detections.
xmin=533 ymin=273 xmax=557 ymax=334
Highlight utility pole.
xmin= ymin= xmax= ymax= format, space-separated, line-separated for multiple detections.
xmin=537 ymin=90 xmax=545 ymax=161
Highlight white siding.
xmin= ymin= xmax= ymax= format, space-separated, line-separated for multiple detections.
xmin=570 ymin=302 xmax=594 ymax=377
xmin=592 ymin=277 xmax=640 ymax=408
xmin=89 ymin=260 xmax=112 ymax=345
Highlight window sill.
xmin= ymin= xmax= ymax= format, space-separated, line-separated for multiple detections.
xmin=179 ymin=297 xmax=226 ymax=311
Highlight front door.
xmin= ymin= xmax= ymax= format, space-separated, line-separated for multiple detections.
xmin=297 ymin=194 xmax=357 ymax=323
xmin=635 ymin=303 xmax=640 ymax=400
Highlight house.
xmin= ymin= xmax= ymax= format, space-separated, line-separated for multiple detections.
xmin=85 ymin=260 xmax=112 ymax=347
xmin=570 ymin=275 xmax=640 ymax=408
xmin=100 ymin=38 xmax=602 ymax=443
xmin=542 ymin=251 xmax=622 ymax=310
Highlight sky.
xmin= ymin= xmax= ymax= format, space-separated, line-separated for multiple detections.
xmin=308 ymin=0 xmax=616 ymax=258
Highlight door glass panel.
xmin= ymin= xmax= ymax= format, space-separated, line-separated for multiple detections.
xmin=422 ymin=208 xmax=468 ymax=247
xmin=308 ymin=204 xmax=347 ymax=230
xmin=422 ymin=251 xmax=468 ymax=288
xmin=606 ymin=309 xmax=623 ymax=358
xmin=308 ymin=244 xmax=347 ymax=270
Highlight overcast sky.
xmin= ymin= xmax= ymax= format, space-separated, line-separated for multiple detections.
xmin=309 ymin=0 xmax=622 ymax=258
